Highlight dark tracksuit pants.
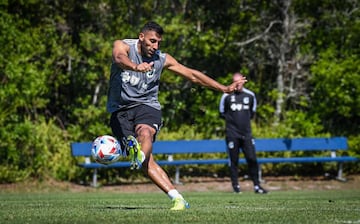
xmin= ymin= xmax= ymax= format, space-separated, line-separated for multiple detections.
xmin=226 ymin=136 xmax=260 ymax=188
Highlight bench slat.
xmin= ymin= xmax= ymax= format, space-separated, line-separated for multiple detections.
xmin=77 ymin=156 xmax=358 ymax=169
xmin=71 ymin=137 xmax=349 ymax=156
xmin=255 ymin=137 xmax=348 ymax=152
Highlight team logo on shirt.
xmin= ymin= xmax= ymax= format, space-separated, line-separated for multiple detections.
xmin=243 ymin=97 xmax=249 ymax=104
xmin=129 ymin=75 xmax=140 ymax=86
xmin=122 ymin=71 xmax=131 ymax=83
xmin=230 ymin=103 xmax=242 ymax=111
xmin=121 ymin=71 xmax=141 ymax=86
xmin=146 ymin=68 xmax=156 ymax=78
xmin=141 ymin=83 xmax=148 ymax=91
xmin=121 ymin=67 xmax=156 ymax=90
xmin=122 ymin=71 xmax=140 ymax=86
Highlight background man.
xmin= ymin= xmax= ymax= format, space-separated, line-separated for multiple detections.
xmin=219 ymin=73 xmax=267 ymax=194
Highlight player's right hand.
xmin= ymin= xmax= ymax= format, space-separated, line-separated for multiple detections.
xmin=135 ymin=62 xmax=154 ymax=72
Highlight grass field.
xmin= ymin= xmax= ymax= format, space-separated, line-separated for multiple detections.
xmin=1 ymin=189 xmax=359 ymax=224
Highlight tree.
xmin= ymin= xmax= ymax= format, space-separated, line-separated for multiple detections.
xmin=231 ymin=0 xmax=313 ymax=126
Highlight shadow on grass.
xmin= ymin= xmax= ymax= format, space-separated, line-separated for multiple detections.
xmin=91 ymin=206 xmax=167 ymax=210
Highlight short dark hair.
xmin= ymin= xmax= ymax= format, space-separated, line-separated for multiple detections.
xmin=141 ymin=21 xmax=164 ymax=35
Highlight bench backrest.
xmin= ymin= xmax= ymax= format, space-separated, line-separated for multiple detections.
xmin=255 ymin=137 xmax=348 ymax=152
xmin=71 ymin=137 xmax=348 ymax=157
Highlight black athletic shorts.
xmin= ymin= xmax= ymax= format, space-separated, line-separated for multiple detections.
xmin=110 ymin=104 xmax=162 ymax=148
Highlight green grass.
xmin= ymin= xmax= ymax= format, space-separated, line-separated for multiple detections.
xmin=1 ymin=190 xmax=359 ymax=224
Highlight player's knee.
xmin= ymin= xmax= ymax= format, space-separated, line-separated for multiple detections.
xmin=136 ymin=124 xmax=155 ymax=138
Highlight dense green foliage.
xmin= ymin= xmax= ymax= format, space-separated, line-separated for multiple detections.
xmin=0 ymin=0 xmax=359 ymax=183
xmin=1 ymin=190 xmax=360 ymax=224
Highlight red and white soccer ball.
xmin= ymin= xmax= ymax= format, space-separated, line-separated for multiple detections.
xmin=91 ymin=135 xmax=122 ymax=165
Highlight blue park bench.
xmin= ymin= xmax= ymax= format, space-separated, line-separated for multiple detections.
xmin=71 ymin=136 xmax=359 ymax=187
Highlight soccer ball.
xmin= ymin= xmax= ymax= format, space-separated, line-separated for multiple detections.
xmin=91 ymin=135 xmax=122 ymax=165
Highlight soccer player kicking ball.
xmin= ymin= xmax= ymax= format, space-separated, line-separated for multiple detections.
xmin=107 ymin=21 xmax=247 ymax=210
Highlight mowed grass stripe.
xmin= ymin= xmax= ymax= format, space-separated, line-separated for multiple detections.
xmin=0 ymin=190 xmax=359 ymax=224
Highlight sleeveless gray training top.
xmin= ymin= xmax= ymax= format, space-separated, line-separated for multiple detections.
xmin=107 ymin=39 xmax=166 ymax=113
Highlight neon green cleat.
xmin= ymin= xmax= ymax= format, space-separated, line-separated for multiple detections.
xmin=126 ymin=135 xmax=143 ymax=170
xmin=170 ymin=197 xmax=190 ymax=211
